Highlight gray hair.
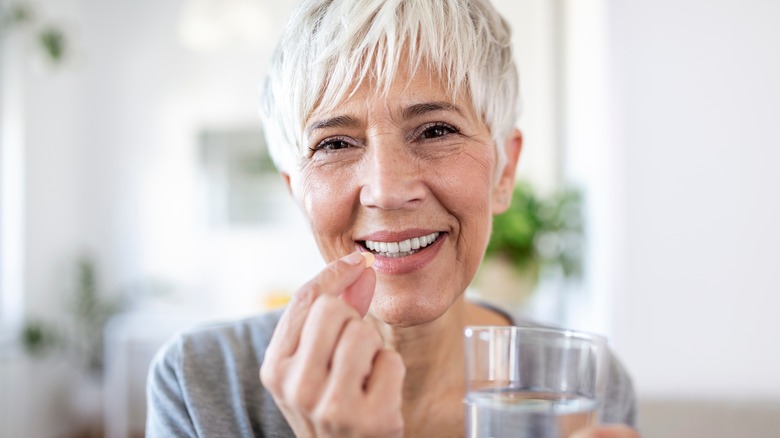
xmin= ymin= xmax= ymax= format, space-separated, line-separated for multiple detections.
xmin=259 ymin=0 xmax=520 ymax=178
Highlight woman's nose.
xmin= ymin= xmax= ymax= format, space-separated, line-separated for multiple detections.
xmin=359 ymin=142 xmax=426 ymax=210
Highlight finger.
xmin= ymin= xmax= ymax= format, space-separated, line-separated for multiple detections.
xmin=307 ymin=320 xmax=382 ymax=435
xmin=339 ymin=266 xmax=376 ymax=317
xmin=266 ymin=251 xmax=375 ymax=360
xmin=293 ymin=295 xmax=361 ymax=384
xmin=366 ymin=348 xmax=406 ymax=405
xmin=570 ymin=425 xmax=641 ymax=438
xmin=313 ymin=321 xmax=393 ymax=435
xmin=324 ymin=319 xmax=384 ymax=398
xmin=364 ymin=348 xmax=406 ymax=435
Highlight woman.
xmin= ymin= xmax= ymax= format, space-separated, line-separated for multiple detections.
xmin=146 ymin=0 xmax=639 ymax=436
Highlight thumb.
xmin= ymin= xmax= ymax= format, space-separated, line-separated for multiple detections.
xmin=339 ymin=252 xmax=376 ymax=317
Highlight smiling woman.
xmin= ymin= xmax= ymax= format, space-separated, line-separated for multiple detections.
xmin=145 ymin=1 xmax=638 ymax=437
xmin=290 ymin=68 xmax=519 ymax=328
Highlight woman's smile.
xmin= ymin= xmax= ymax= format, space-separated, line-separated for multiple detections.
xmin=362 ymin=231 xmax=441 ymax=257
xmin=357 ymin=230 xmax=447 ymax=274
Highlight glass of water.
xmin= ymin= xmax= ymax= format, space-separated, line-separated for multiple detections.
xmin=464 ymin=326 xmax=609 ymax=438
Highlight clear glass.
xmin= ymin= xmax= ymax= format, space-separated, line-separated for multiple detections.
xmin=464 ymin=326 xmax=609 ymax=438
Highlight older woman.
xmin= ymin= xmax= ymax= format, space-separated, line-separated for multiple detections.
xmin=146 ymin=0 xmax=639 ymax=437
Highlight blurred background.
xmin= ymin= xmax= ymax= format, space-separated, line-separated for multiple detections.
xmin=1 ymin=0 xmax=778 ymax=437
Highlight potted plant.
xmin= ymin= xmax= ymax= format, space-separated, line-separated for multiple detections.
xmin=20 ymin=257 xmax=128 ymax=437
xmin=472 ymin=182 xmax=584 ymax=311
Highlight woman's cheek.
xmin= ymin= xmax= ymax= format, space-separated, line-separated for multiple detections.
xmin=434 ymin=162 xmax=494 ymax=215
xmin=299 ymin=171 xmax=355 ymax=261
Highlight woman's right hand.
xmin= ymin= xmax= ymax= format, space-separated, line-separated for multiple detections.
xmin=260 ymin=252 xmax=406 ymax=437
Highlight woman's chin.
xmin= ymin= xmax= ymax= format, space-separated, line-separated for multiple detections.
xmin=367 ymin=287 xmax=456 ymax=328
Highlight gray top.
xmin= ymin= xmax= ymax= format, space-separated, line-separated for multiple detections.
xmin=146 ymin=309 xmax=636 ymax=437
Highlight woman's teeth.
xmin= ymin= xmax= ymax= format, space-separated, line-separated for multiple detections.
xmin=364 ymin=232 xmax=440 ymax=257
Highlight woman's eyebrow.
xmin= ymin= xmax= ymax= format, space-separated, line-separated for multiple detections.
xmin=402 ymin=101 xmax=463 ymax=119
xmin=305 ymin=101 xmax=462 ymax=136
xmin=305 ymin=114 xmax=361 ymax=136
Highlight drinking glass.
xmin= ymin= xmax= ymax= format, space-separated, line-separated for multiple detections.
xmin=464 ymin=326 xmax=609 ymax=438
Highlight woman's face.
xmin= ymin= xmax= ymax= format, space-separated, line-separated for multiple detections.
xmin=288 ymin=68 xmax=519 ymax=326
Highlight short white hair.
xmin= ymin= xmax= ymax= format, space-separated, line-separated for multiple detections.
xmin=259 ymin=0 xmax=520 ymax=178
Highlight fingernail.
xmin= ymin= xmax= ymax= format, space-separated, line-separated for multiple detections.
xmin=343 ymin=252 xmax=365 ymax=265
xmin=361 ymin=252 xmax=375 ymax=268
xmin=343 ymin=252 xmax=374 ymax=268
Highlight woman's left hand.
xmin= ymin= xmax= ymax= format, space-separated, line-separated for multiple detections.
xmin=571 ymin=425 xmax=641 ymax=438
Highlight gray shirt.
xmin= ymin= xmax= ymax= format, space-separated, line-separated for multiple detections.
xmin=146 ymin=309 xmax=637 ymax=437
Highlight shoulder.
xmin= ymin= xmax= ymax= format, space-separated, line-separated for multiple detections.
xmin=150 ymin=307 xmax=285 ymax=379
xmin=150 ymin=308 xmax=285 ymax=388
xmin=146 ymin=308 xmax=292 ymax=437
xmin=169 ymin=308 xmax=284 ymax=360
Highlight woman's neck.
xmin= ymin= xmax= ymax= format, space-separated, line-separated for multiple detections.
xmin=368 ymin=296 xmax=512 ymax=390
xmin=366 ymin=297 xmax=512 ymax=435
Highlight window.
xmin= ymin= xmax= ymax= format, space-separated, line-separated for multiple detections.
xmin=0 ymin=30 xmax=25 ymax=343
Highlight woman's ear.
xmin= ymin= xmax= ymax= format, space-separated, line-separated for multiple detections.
xmin=281 ymin=172 xmax=292 ymax=195
xmin=491 ymin=129 xmax=523 ymax=215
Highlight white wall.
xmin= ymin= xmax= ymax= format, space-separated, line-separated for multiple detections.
xmin=493 ymin=0 xmax=563 ymax=194
xmin=20 ymin=0 xmax=314 ymax=321
xmin=0 ymin=8 xmax=26 ymax=337
xmin=24 ymin=4 xmax=89 ymax=325
xmin=603 ymin=0 xmax=780 ymax=400
xmin=9 ymin=0 xmax=312 ymax=436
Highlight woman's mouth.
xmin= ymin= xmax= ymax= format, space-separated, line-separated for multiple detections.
xmin=361 ymin=232 xmax=441 ymax=258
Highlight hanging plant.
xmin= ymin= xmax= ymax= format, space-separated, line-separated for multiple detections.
xmin=0 ymin=1 xmax=71 ymax=65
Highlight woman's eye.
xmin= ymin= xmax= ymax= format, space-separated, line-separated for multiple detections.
xmin=418 ymin=124 xmax=458 ymax=140
xmin=310 ymin=138 xmax=354 ymax=154
xmin=322 ymin=140 xmax=350 ymax=150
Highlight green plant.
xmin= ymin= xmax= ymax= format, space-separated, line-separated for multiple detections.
xmin=0 ymin=1 xmax=70 ymax=64
xmin=20 ymin=257 xmax=174 ymax=374
xmin=485 ymin=182 xmax=584 ymax=280
xmin=70 ymin=258 xmax=124 ymax=373
xmin=20 ymin=319 xmax=60 ymax=356
xmin=21 ymin=257 xmax=124 ymax=375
